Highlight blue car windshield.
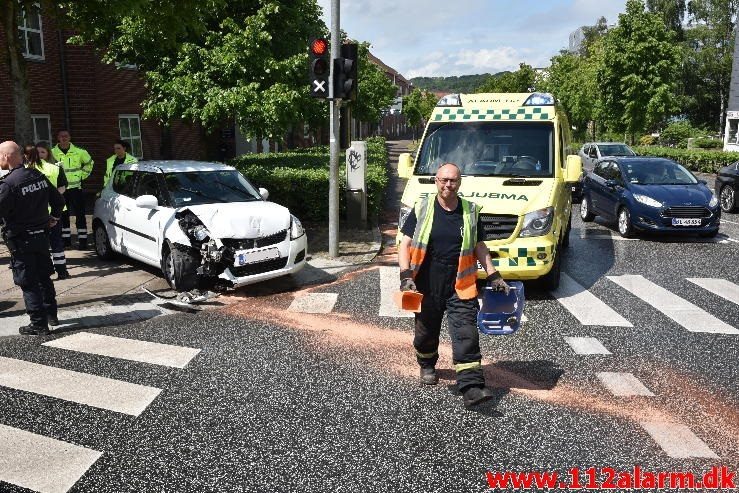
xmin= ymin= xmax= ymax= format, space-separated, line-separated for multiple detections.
xmin=622 ymin=161 xmax=698 ymax=185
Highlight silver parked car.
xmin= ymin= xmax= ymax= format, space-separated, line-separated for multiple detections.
xmin=579 ymin=142 xmax=636 ymax=170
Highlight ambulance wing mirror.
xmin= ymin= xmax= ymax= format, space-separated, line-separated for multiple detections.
xmin=398 ymin=153 xmax=414 ymax=179
xmin=565 ymin=155 xmax=583 ymax=183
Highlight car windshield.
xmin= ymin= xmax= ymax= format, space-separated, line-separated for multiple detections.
xmin=164 ymin=170 xmax=262 ymax=206
xmin=415 ymin=122 xmax=554 ymax=178
xmin=599 ymin=144 xmax=635 ymax=156
xmin=622 ymin=160 xmax=698 ymax=185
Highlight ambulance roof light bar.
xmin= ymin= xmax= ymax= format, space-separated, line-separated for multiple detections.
xmin=523 ymin=93 xmax=555 ymax=106
xmin=437 ymin=94 xmax=461 ymax=107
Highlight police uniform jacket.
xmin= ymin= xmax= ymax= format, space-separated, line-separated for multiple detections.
xmin=0 ymin=166 xmax=65 ymax=236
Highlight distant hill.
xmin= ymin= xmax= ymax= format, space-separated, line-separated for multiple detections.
xmin=410 ymin=73 xmax=505 ymax=94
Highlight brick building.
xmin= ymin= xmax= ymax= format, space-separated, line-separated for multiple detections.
xmin=0 ymin=6 xmax=207 ymax=190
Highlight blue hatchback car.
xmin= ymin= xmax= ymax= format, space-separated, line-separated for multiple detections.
xmin=580 ymin=157 xmax=720 ymax=238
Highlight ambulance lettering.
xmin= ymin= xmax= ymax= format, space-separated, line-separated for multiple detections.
xmin=417 ymin=191 xmax=528 ymax=201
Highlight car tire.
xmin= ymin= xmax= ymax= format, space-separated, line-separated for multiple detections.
xmin=719 ymin=184 xmax=736 ymax=213
xmin=540 ymin=247 xmax=561 ymax=291
xmin=162 ymin=242 xmax=200 ymax=292
xmin=617 ymin=207 xmax=633 ymax=238
xmin=93 ymin=221 xmax=115 ymax=260
xmin=561 ymin=213 xmax=572 ymax=249
xmin=580 ymin=195 xmax=595 ymax=222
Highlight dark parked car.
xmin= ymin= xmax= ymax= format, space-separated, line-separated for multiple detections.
xmin=715 ymin=161 xmax=738 ymax=213
xmin=580 ymin=157 xmax=720 ymax=238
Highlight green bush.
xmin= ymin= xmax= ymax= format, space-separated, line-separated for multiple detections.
xmin=633 ymin=146 xmax=739 ymax=173
xmin=639 ymin=135 xmax=656 ymax=146
xmin=692 ymin=138 xmax=723 ymax=150
xmin=229 ymin=137 xmax=389 ymax=222
xmin=659 ymin=121 xmax=707 ymax=148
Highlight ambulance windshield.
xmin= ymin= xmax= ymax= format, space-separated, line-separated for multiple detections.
xmin=415 ymin=122 xmax=554 ymax=178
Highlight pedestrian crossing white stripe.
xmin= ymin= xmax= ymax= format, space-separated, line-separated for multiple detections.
xmin=0 ymin=424 xmax=102 ymax=493
xmin=379 ymin=266 xmax=413 ymax=318
xmin=564 ymin=336 xmax=611 ymax=355
xmin=288 ymin=293 xmax=338 ymax=314
xmin=0 ymin=357 xmax=161 ymax=416
xmin=580 ymin=229 xmax=638 ymax=241
xmin=552 ymin=274 xmax=632 ymax=327
xmin=639 ymin=421 xmax=718 ymax=458
xmin=42 ymin=332 xmax=201 ymax=369
xmin=596 ymin=372 xmax=654 ymax=396
xmin=687 ymin=278 xmax=739 ymax=306
xmin=607 ymin=275 xmax=739 ymax=335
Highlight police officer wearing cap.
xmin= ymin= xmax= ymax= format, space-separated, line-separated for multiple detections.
xmin=0 ymin=141 xmax=65 ymax=335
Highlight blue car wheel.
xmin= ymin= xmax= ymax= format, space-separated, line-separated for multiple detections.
xmin=617 ymin=206 xmax=633 ymax=238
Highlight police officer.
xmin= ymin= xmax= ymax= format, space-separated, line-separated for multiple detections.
xmin=52 ymin=129 xmax=93 ymax=249
xmin=104 ymin=139 xmax=137 ymax=188
xmin=0 ymin=141 xmax=65 ymax=335
xmin=398 ymin=163 xmax=509 ymax=407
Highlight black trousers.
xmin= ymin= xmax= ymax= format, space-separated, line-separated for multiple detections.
xmin=49 ymin=220 xmax=67 ymax=274
xmin=8 ymin=234 xmax=57 ymax=327
xmin=61 ymin=188 xmax=87 ymax=244
xmin=414 ymin=259 xmax=484 ymax=391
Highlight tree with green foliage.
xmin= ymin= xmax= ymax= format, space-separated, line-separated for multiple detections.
xmin=598 ymin=0 xmax=681 ymax=140
xmin=410 ymin=74 xmax=493 ymax=94
xmin=476 ymin=63 xmax=537 ymax=93
xmin=349 ymin=42 xmax=398 ymax=126
xmin=646 ymin=0 xmax=686 ymax=38
xmin=402 ymin=88 xmax=437 ymax=127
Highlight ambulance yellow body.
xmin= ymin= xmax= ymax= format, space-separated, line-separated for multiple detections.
xmin=397 ymin=92 xmax=583 ymax=290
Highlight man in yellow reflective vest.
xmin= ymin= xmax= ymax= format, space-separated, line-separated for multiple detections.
xmin=398 ymin=163 xmax=509 ymax=407
xmin=52 ymin=129 xmax=93 ymax=249
xmin=104 ymin=140 xmax=137 ymax=188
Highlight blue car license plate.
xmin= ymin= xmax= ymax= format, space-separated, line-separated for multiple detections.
xmin=234 ymin=247 xmax=279 ymax=266
xmin=672 ymin=218 xmax=701 ymax=226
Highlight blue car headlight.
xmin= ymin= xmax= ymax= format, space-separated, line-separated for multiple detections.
xmin=709 ymin=193 xmax=718 ymax=208
xmin=633 ymin=194 xmax=662 ymax=208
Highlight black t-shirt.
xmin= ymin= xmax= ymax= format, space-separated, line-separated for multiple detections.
xmin=401 ymin=199 xmax=485 ymax=265
xmin=114 ymin=156 xmax=126 ymax=167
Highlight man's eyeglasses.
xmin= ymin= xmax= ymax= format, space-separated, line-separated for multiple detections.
xmin=435 ymin=177 xmax=459 ymax=185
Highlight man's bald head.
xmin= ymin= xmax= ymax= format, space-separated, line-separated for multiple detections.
xmin=436 ymin=163 xmax=461 ymax=180
xmin=0 ymin=141 xmax=23 ymax=170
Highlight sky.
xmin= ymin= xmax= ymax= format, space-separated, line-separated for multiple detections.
xmin=315 ymin=0 xmax=628 ymax=79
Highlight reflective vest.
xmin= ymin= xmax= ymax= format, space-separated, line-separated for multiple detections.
xmin=30 ymin=160 xmax=66 ymax=212
xmin=408 ymin=196 xmax=479 ymax=300
xmin=52 ymin=143 xmax=93 ymax=190
xmin=105 ymin=153 xmax=138 ymax=187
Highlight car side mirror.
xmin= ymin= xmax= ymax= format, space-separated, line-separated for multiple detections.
xmin=565 ymin=155 xmax=583 ymax=183
xmin=259 ymin=187 xmax=269 ymax=200
xmin=135 ymin=194 xmax=158 ymax=209
xmin=398 ymin=153 xmax=414 ymax=179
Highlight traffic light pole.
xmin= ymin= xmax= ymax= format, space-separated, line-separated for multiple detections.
xmin=328 ymin=0 xmax=341 ymax=258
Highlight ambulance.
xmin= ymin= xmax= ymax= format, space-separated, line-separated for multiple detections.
xmin=397 ymin=92 xmax=583 ymax=290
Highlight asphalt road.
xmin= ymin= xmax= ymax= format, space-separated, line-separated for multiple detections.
xmin=0 ymin=210 xmax=737 ymax=491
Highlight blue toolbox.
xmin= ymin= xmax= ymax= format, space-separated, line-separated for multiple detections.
xmin=477 ymin=281 xmax=525 ymax=335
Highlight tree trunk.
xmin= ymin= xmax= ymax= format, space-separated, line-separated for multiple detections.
xmin=3 ymin=0 xmax=34 ymax=144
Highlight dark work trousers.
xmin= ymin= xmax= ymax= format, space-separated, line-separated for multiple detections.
xmin=414 ymin=258 xmax=484 ymax=391
xmin=48 ymin=220 xmax=68 ymax=275
xmin=61 ymin=188 xmax=87 ymax=247
xmin=8 ymin=233 xmax=58 ymax=327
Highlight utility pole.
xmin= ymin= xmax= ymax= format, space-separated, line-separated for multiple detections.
xmin=328 ymin=0 xmax=341 ymax=257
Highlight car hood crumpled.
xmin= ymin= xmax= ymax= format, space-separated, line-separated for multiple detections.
xmin=181 ymin=201 xmax=291 ymax=239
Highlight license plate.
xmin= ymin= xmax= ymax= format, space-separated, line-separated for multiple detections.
xmin=672 ymin=218 xmax=701 ymax=226
xmin=234 ymin=247 xmax=279 ymax=266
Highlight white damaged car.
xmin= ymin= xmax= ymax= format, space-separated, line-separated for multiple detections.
xmin=93 ymin=161 xmax=307 ymax=291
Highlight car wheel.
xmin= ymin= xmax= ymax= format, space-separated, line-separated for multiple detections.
xmin=540 ymin=247 xmax=561 ymax=291
xmin=617 ymin=207 xmax=633 ymax=238
xmin=162 ymin=243 xmax=200 ymax=292
xmin=719 ymin=184 xmax=736 ymax=213
xmin=561 ymin=213 xmax=572 ymax=249
xmin=580 ymin=195 xmax=595 ymax=221
xmin=93 ymin=221 xmax=114 ymax=260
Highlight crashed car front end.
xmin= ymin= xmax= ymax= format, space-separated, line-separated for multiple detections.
xmin=172 ymin=207 xmax=307 ymax=290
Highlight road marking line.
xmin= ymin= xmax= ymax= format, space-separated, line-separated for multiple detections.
xmin=379 ymin=266 xmax=413 ymax=318
xmin=564 ymin=336 xmax=611 ymax=355
xmin=720 ymin=218 xmax=739 ymax=225
xmin=0 ymin=357 xmax=161 ymax=416
xmin=687 ymin=278 xmax=739 ymax=306
xmin=596 ymin=372 xmax=654 ymax=396
xmin=288 ymin=292 xmax=338 ymax=314
xmin=0 ymin=424 xmax=102 ymax=493
xmin=42 ymin=332 xmax=201 ymax=369
xmin=607 ymin=275 xmax=739 ymax=334
xmin=580 ymin=229 xmax=638 ymax=241
xmin=552 ymin=274 xmax=632 ymax=326
xmin=639 ymin=421 xmax=719 ymax=458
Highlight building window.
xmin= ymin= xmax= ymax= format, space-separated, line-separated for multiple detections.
xmin=31 ymin=114 xmax=51 ymax=143
xmin=119 ymin=115 xmax=143 ymax=158
xmin=18 ymin=4 xmax=44 ymax=60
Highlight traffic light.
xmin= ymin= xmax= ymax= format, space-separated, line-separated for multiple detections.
xmin=309 ymin=37 xmax=330 ymax=98
xmin=334 ymin=43 xmax=358 ymax=101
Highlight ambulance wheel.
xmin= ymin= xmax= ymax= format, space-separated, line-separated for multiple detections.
xmin=580 ymin=195 xmax=595 ymax=222
xmin=93 ymin=221 xmax=114 ymax=260
xmin=162 ymin=242 xmax=199 ymax=292
xmin=540 ymin=250 xmax=561 ymax=291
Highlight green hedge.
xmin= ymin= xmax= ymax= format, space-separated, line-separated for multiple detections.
xmin=691 ymin=138 xmax=723 ymax=150
xmin=633 ymin=146 xmax=739 ymax=173
xmin=229 ymin=137 xmax=389 ymax=222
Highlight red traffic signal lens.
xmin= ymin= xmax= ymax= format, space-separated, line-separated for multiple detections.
xmin=311 ymin=38 xmax=328 ymax=56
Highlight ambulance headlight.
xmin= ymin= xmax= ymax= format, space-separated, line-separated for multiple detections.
xmin=436 ymin=94 xmax=461 ymax=107
xmin=519 ymin=207 xmax=554 ymax=237
xmin=399 ymin=205 xmax=412 ymax=229
xmin=523 ymin=93 xmax=555 ymax=106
